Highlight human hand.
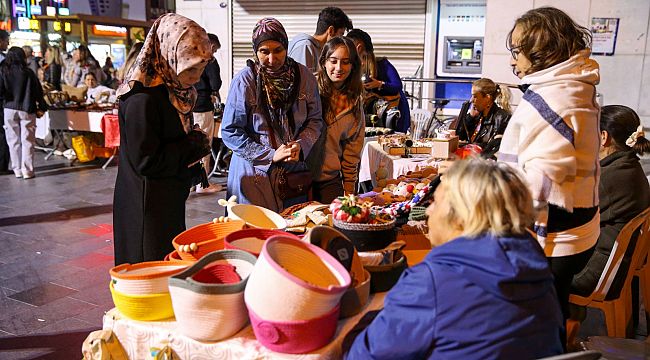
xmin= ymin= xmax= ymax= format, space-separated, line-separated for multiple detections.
xmin=272 ymin=143 xmax=293 ymax=163
xmin=364 ymin=79 xmax=383 ymax=90
xmin=287 ymin=140 xmax=301 ymax=162
xmin=469 ymin=106 xmax=480 ymax=118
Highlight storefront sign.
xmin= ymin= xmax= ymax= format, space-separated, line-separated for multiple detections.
xmin=92 ymin=25 xmax=127 ymax=37
xmin=16 ymin=17 xmax=38 ymax=31
xmin=53 ymin=21 xmax=72 ymax=33
xmin=58 ymin=7 xmax=69 ymax=15
xmin=46 ymin=6 xmax=56 ymax=16
xmin=30 ymin=5 xmax=42 ymax=15
xmin=591 ymin=17 xmax=619 ymax=56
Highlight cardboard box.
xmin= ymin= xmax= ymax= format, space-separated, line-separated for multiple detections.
xmin=383 ymin=145 xmax=406 ymax=155
xmin=430 ymin=136 xmax=459 ymax=159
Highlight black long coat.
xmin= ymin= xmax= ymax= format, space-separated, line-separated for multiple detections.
xmin=113 ymin=83 xmax=194 ymax=265
xmin=571 ymin=150 xmax=650 ymax=298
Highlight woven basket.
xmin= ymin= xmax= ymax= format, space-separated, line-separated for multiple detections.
xmin=248 ymin=304 xmax=340 ymax=354
xmin=333 ymin=218 xmax=397 ymax=252
xmin=365 ymin=252 xmax=408 ymax=293
xmin=224 ymin=228 xmax=291 ymax=257
xmin=172 ymin=220 xmax=245 ymax=261
xmin=228 ymin=204 xmax=287 ymax=229
xmin=110 ymin=261 xmax=193 ymax=295
xmin=163 ymin=250 xmax=186 ymax=262
xmin=168 ymin=250 xmax=257 ymax=342
xmin=109 ymin=282 xmax=174 ymax=321
xmin=245 ymin=236 xmax=351 ymax=322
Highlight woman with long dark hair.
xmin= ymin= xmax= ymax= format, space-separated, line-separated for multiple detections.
xmin=0 ymin=47 xmax=48 ymax=179
xmin=308 ymin=36 xmax=364 ymax=203
xmin=346 ymin=29 xmax=410 ymax=133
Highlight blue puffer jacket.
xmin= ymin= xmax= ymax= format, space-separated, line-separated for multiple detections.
xmin=344 ymin=233 xmax=564 ymax=359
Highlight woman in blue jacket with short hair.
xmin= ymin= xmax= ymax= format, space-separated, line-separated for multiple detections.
xmin=344 ymin=159 xmax=564 ymax=359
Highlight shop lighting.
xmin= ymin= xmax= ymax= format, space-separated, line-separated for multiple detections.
xmin=10 ymin=31 xmax=41 ymax=40
xmin=48 ymin=33 xmax=62 ymax=41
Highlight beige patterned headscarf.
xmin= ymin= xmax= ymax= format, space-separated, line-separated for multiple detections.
xmin=116 ymin=13 xmax=212 ymax=131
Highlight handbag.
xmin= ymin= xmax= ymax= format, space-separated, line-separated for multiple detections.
xmin=276 ymin=165 xmax=312 ymax=200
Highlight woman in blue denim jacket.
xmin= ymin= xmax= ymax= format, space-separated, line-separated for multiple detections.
xmin=222 ymin=18 xmax=323 ymax=212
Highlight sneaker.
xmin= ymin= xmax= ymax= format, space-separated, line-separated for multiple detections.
xmin=195 ymin=183 xmax=222 ymax=194
xmin=22 ymin=172 xmax=35 ymax=179
xmin=13 ymin=170 xmax=22 ymax=178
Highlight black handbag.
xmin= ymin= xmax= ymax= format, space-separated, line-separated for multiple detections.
xmin=276 ymin=165 xmax=312 ymax=200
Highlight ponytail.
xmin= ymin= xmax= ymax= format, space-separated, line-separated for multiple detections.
xmin=494 ymin=84 xmax=512 ymax=113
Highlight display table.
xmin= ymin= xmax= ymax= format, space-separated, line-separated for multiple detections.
xmin=37 ymin=109 xmax=119 ymax=169
xmin=102 ymin=292 xmax=386 ymax=359
xmin=359 ymin=141 xmax=439 ymax=187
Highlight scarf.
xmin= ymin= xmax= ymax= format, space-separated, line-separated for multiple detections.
xmin=116 ymin=13 xmax=212 ymax=132
xmin=251 ymin=17 xmax=298 ymax=142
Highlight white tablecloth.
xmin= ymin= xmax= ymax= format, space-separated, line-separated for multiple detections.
xmin=359 ymin=141 xmax=439 ymax=187
xmin=102 ymin=292 xmax=386 ymax=359
xmin=47 ymin=109 xmax=108 ymax=132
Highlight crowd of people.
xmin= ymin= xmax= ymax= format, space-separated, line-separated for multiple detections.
xmin=0 ymin=4 xmax=647 ymax=358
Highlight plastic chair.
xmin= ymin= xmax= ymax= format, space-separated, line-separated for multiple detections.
xmin=569 ymin=207 xmax=650 ymax=337
xmin=409 ymin=109 xmax=433 ymax=140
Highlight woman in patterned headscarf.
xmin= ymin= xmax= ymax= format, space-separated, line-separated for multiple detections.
xmin=221 ymin=17 xmax=323 ymax=212
xmin=113 ymin=13 xmax=213 ymax=265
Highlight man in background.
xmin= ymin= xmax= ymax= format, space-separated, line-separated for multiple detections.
xmin=288 ymin=7 xmax=353 ymax=74
xmin=0 ymin=30 xmax=10 ymax=174
xmin=191 ymin=33 xmax=223 ymax=194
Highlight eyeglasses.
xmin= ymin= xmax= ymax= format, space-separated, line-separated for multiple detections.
xmin=326 ymin=57 xmax=351 ymax=66
xmin=508 ymin=45 xmax=522 ymax=60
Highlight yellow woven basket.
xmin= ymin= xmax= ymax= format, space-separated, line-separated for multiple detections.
xmin=109 ymin=282 xmax=174 ymax=321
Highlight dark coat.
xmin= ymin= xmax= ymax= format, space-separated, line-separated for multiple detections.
xmin=43 ymin=63 xmax=62 ymax=91
xmin=457 ymin=103 xmax=510 ymax=158
xmin=572 ymin=150 xmax=650 ymax=299
xmin=113 ymin=83 xmax=196 ymax=265
xmin=0 ymin=65 xmax=48 ymax=114
xmin=193 ymin=59 xmax=222 ymax=112
xmin=344 ymin=233 xmax=564 ymax=359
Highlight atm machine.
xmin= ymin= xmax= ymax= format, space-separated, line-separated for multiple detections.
xmin=435 ymin=0 xmax=486 ymax=78
xmin=434 ymin=0 xmax=486 ymax=112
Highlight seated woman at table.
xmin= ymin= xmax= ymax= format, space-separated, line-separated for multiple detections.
xmin=344 ymin=159 xmax=564 ymax=359
xmin=571 ymin=105 xmax=650 ymax=299
xmin=221 ymin=18 xmax=323 ymax=212
xmin=455 ymin=78 xmax=511 ymax=158
xmin=84 ymin=73 xmax=116 ymax=104
xmin=308 ymin=36 xmax=364 ymax=203
xmin=113 ymin=13 xmax=213 ymax=265
xmin=346 ymin=29 xmax=410 ymax=133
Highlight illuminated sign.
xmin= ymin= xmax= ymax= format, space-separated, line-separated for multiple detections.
xmin=30 ymin=5 xmax=42 ymax=15
xmin=53 ymin=21 xmax=72 ymax=33
xmin=17 ymin=17 xmax=30 ymax=30
xmin=92 ymin=24 xmax=127 ymax=37
xmin=58 ymin=7 xmax=69 ymax=15
xmin=46 ymin=6 xmax=56 ymax=16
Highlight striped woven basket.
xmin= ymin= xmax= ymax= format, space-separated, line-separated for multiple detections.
xmin=168 ymin=250 xmax=257 ymax=342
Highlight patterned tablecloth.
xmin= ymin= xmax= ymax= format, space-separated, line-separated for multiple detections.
xmin=359 ymin=141 xmax=439 ymax=187
xmin=102 ymin=292 xmax=386 ymax=359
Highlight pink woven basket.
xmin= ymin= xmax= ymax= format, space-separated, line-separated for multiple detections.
xmin=244 ymin=236 xmax=351 ymax=322
xmin=224 ymin=229 xmax=293 ymax=257
xmin=248 ymin=305 xmax=340 ymax=354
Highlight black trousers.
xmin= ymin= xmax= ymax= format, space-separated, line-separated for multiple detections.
xmin=549 ymin=246 xmax=595 ymax=320
xmin=0 ymin=108 xmax=9 ymax=171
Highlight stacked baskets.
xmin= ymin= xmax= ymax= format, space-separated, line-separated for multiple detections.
xmin=109 ymin=261 xmax=193 ymax=321
xmin=172 ymin=220 xmax=245 ymax=261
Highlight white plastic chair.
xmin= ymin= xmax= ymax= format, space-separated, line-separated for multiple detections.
xmin=409 ymin=109 xmax=433 ymax=140
xmin=569 ymin=207 xmax=650 ymax=337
